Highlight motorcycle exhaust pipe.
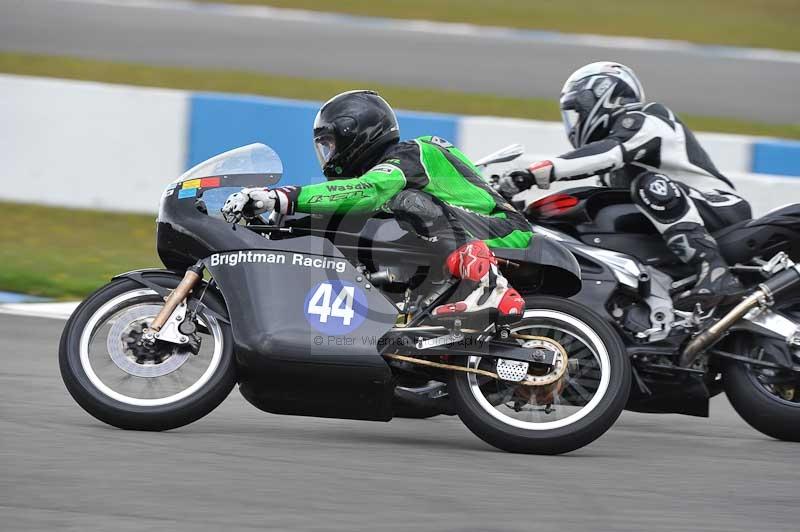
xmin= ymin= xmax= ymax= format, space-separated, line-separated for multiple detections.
xmin=680 ymin=264 xmax=800 ymax=367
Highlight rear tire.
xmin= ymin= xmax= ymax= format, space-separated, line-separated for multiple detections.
xmin=59 ymin=273 xmax=236 ymax=431
xmin=450 ymin=296 xmax=630 ymax=454
xmin=723 ymin=360 xmax=800 ymax=442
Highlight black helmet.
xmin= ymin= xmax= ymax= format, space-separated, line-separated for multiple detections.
xmin=560 ymin=62 xmax=645 ymax=148
xmin=313 ymin=90 xmax=400 ymax=180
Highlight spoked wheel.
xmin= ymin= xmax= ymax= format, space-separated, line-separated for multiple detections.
xmin=60 ymin=274 xmax=236 ymax=431
xmin=450 ymin=296 xmax=630 ymax=454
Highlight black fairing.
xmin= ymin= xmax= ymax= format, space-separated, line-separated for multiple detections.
xmin=158 ymin=177 xmax=397 ymax=421
xmin=157 ymin=174 xmax=284 ymax=270
xmin=526 ymin=187 xmax=676 ymax=265
xmin=715 ymin=204 xmax=800 ymax=264
xmin=528 ymin=187 xmax=800 ymax=267
xmin=625 ymin=373 xmax=712 ymax=417
xmin=494 ymin=237 xmax=582 ymax=297
xmin=203 ymin=236 xmax=398 ymax=366
xmin=206 ymin=237 xmax=398 ymax=422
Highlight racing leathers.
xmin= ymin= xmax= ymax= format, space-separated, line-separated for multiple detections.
xmin=503 ymin=103 xmax=751 ymax=310
xmin=227 ymin=136 xmax=530 ymax=321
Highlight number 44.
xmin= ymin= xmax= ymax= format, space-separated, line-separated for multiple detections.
xmin=307 ymin=283 xmax=355 ymax=325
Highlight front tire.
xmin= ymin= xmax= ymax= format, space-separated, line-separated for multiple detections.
xmin=59 ymin=273 xmax=236 ymax=431
xmin=450 ymin=296 xmax=630 ymax=454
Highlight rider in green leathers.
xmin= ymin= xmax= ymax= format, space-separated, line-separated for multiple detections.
xmin=222 ymin=90 xmax=531 ymax=320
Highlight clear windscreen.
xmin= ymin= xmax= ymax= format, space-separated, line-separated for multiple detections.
xmin=167 ymin=143 xmax=284 ymax=218
xmin=178 ymin=143 xmax=283 ymax=181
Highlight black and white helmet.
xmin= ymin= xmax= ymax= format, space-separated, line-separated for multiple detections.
xmin=560 ymin=62 xmax=645 ymax=148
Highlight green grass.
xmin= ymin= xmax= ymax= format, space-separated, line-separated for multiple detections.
xmin=2 ymin=52 xmax=799 ymax=140
xmin=205 ymin=0 xmax=800 ymax=51
xmin=0 ymin=202 xmax=159 ymax=299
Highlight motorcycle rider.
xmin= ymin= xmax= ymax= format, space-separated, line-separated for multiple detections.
xmin=222 ymin=90 xmax=529 ymax=322
xmin=498 ymin=62 xmax=751 ymax=311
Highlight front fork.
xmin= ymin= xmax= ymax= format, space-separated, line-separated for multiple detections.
xmin=142 ymin=262 xmax=204 ymax=344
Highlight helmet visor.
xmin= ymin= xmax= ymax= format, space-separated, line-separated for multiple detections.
xmin=314 ymin=135 xmax=336 ymax=169
xmin=561 ymin=109 xmax=580 ymax=147
xmin=560 ymin=90 xmax=581 ymax=147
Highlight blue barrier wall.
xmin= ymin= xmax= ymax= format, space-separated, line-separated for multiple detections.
xmin=751 ymin=139 xmax=800 ymax=177
xmin=188 ymin=92 xmax=798 ymax=181
xmin=188 ymin=93 xmax=458 ymax=185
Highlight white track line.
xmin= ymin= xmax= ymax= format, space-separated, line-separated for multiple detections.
xmin=58 ymin=0 xmax=800 ymax=65
xmin=0 ymin=302 xmax=79 ymax=320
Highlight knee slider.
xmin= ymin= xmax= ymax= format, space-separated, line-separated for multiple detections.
xmin=631 ymin=172 xmax=689 ymax=224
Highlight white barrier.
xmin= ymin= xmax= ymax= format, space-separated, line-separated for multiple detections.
xmin=0 ymin=75 xmax=188 ymax=213
xmin=0 ymin=74 xmax=797 ymax=217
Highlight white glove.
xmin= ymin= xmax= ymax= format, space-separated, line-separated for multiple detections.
xmin=221 ymin=187 xmax=276 ymax=221
xmin=527 ymin=160 xmax=555 ymax=190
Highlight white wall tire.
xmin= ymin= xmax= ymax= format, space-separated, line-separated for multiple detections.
xmin=451 ymin=296 xmax=630 ymax=454
xmin=59 ymin=273 xmax=236 ymax=431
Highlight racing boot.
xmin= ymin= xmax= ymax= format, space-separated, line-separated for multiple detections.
xmin=432 ymin=241 xmax=525 ymax=324
xmin=666 ymin=223 xmax=743 ymax=312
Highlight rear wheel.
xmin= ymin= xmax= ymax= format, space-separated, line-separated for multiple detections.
xmin=59 ymin=274 xmax=236 ymax=431
xmin=723 ymin=357 xmax=800 ymax=442
xmin=722 ymin=303 xmax=800 ymax=442
xmin=450 ymin=296 xmax=630 ymax=454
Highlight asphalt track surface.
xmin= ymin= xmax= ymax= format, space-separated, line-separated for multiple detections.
xmin=2 ymin=312 xmax=799 ymax=531
xmin=2 ymin=0 xmax=800 ymax=124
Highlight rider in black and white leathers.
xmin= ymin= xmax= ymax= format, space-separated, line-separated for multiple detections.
xmin=499 ymin=62 xmax=751 ymax=310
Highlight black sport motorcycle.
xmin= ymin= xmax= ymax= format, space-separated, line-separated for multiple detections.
xmin=481 ymin=146 xmax=800 ymax=442
xmin=59 ymin=143 xmax=631 ymax=455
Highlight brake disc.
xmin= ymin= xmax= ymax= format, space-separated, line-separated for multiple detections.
xmin=106 ymin=305 xmax=192 ymax=377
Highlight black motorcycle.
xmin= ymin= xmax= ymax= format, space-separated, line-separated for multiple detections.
xmin=482 ymin=146 xmax=800 ymax=442
xmin=59 ymin=143 xmax=631 ymax=455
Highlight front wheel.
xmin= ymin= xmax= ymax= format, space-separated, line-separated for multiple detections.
xmin=450 ymin=296 xmax=630 ymax=454
xmin=59 ymin=273 xmax=237 ymax=431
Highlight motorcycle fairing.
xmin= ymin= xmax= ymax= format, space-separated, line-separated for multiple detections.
xmin=205 ymin=235 xmax=399 ymax=364
xmin=625 ymin=371 xmax=711 ymax=417
xmin=205 ymin=235 xmax=399 ymax=422
xmin=527 ymin=187 xmax=678 ymax=266
xmin=529 ymin=187 xmax=800 ymax=268
xmin=493 ymin=236 xmax=583 ymax=297
xmin=715 ymin=203 xmax=800 ymax=264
